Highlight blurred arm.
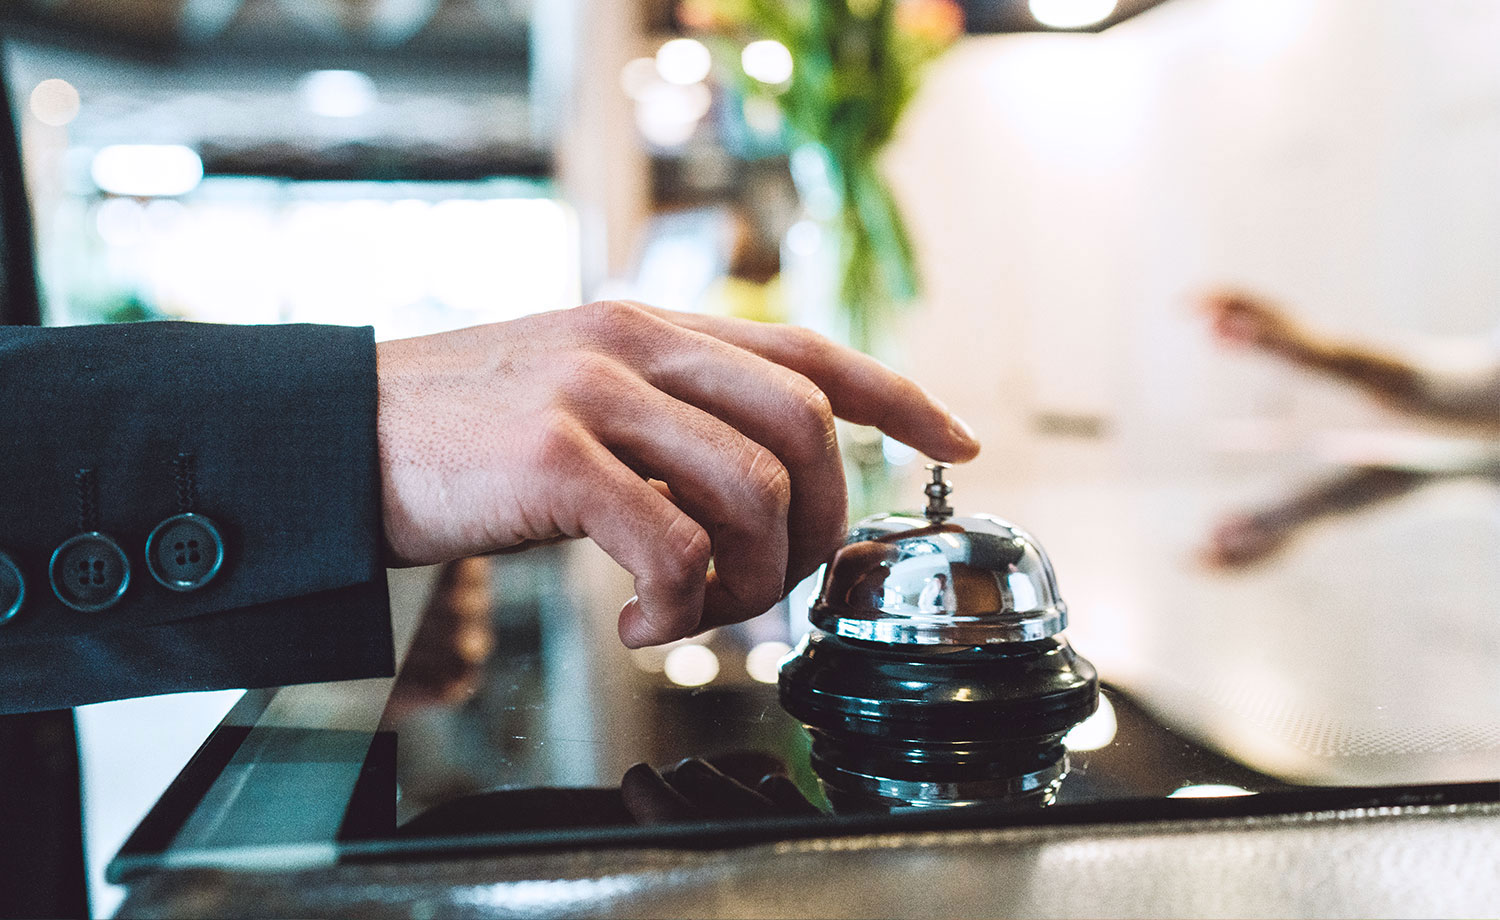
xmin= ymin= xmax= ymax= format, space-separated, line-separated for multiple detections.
xmin=1203 ymin=466 xmax=1430 ymax=569
xmin=1200 ymin=289 xmax=1500 ymax=429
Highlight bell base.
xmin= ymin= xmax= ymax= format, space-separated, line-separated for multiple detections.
xmin=816 ymin=752 xmax=1071 ymax=812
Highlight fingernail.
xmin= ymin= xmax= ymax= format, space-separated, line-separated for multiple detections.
xmin=949 ymin=413 xmax=978 ymax=446
xmin=619 ymin=596 xmax=650 ymax=648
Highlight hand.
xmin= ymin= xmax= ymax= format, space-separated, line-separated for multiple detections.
xmin=376 ymin=301 xmax=980 ymax=647
xmin=1197 ymin=288 xmax=1439 ymax=418
xmin=1197 ymin=288 xmax=1311 ymax=356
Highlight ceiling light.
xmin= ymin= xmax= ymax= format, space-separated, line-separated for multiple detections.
xmin=1028 ymin=0 xmax=1118 ymax=29
xmin=91 ymin=145 xmax=204 ymax=198
xmin=655 ymin=38 xmax=712 ymax=86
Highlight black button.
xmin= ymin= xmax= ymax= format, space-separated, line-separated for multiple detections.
xmin=0 ymin=550 xmax=24 ymax=625
xmin=49 ymin=532 xmax=130 ymax=612
xmin=145 ymin=513 xmax=225 ymax=592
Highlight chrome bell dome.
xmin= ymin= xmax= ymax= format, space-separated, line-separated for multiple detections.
xmin=811 ymin=465 xmax=1068 ymax=645
xmin=780 ymin=463 xmax=1098 ymax=812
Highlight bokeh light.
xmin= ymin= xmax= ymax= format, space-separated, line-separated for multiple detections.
xmin=91 ymin=145 xmax=204 ymax=198
xmin=745 ymin=641 xmax=792 ymax=684
xmin=30 ymin=78 xmax=81 ymax=127
xmin=95 ymin=198 xmax=146 ymax=247
xmin=663 ymin=643 xmax=720 ymax=687
xmin=655 ymin=38 xmax=713 ymax=86
xmin=297 ymin=70 xmax=378 ymax=118
xmin=881 ymin=436 xmax=919 ymax=466
xmin=634 ymin=82 xmax=713 ymax=148
xmin=619 ymin=56 xmax=659 ymax=99
xmin=741 ymin=40 xmax=794 ymax=85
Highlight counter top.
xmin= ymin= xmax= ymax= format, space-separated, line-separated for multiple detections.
xmin=118 ymin=801 xmax=1500 ymax=918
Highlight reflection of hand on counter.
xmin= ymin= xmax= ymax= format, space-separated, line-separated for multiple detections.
xmin=396 ymin=751 xmax=818 ymax=837
xmin=377 ymin=302 xmax=979 ymax=648
xmin=1201 ymin=466 xmax=1429 ymax=569
xmin=383 ymin=557 xmax=494 ymax=721
xmin=1196 ymin=287 xmax=1500 ymax=569
xmin=621 ymin=753 xmax=820 ymax=823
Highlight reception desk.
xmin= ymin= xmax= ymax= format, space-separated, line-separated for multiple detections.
xmin=110 ymin=439 xmax=1500 ymax=917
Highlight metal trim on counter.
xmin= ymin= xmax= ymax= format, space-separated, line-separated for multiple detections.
xmin=116 ymin=800 xmax=1500 ymax=918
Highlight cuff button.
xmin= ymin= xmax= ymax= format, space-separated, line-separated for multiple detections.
xmin=0 ymin=551 xmax=24 ymax=625
xmin=49 ymin=533 xmax=131 ymax=612
xmin=146 ymin=513 xmax=225 ymax=592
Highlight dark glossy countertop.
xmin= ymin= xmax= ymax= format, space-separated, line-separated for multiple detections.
xmin=111 ymin=436 xmax=1500 ymax=916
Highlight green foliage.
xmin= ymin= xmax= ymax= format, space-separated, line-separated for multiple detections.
xmin=685 ymin=0 xmax=962 ymax=353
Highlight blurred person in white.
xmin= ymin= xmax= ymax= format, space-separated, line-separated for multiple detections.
xmin=1198 ymin=289 xmax=1500 ymax=568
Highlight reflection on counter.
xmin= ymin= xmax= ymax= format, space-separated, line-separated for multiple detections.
xmin=358 ymin=449 xmax=1500 ymax=851
xmin=365 ymin=465 xmax=1432 ymax=847
xmin=106 ymin=456 xmax=1500 ymax=882
xmin=380 ymin=681 xmax=1296 ymax=841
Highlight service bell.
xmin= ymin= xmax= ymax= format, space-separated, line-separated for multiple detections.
xmin=779 ymin=464 xmax=1099 ymax=810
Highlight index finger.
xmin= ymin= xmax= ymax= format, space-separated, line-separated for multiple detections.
xmin=630 ymin=305 xmax=981 ymax=463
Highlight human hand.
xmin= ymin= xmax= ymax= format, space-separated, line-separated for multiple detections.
xmin=1197 ymin=288 xmax=1311 ymax=357
xmin=376 ymin=301 xmax=979 ymax=647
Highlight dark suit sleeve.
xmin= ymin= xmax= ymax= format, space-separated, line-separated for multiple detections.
xmin=0 ymin=321 xmax=393 ymax=714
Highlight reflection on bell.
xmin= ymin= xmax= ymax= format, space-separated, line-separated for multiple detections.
xmin=779 ymin=463 xmax=1099 ymax=811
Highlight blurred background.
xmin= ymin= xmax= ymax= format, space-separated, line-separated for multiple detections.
xmin=6 ymin=0 xmax=1500 ymax=914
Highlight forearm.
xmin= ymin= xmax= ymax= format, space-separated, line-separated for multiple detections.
xmin=1282 ymin=338 xmax=1425 ymax=405
xmin=1286 ymin=337 xmax=1500 ymax=426
xmin=1202 ymin=289 xmax=1500 ymax=427
xmin=1254 ymin=466 xmax=1427 ymax=530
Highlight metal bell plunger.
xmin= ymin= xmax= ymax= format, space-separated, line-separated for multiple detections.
xmin=779 ymin=464 xmax=1099 ymax=811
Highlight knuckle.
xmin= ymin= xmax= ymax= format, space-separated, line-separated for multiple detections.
xmin=660 ymin=517 xmax=712 ymax=584
xmin=791 ymin=376 xmax=838 ymax=451
xmin=530 ymin=410 xmax=584 ymax=470
xmin=577 ymin=299 xmax=645 ymax=339
xmin=552 ymin=351 xmax=621 ymax=399
xmin=740 ymin=447 xmax=792 ymax=517
xmin=800 ymin=380 xmax=834 ymax=424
